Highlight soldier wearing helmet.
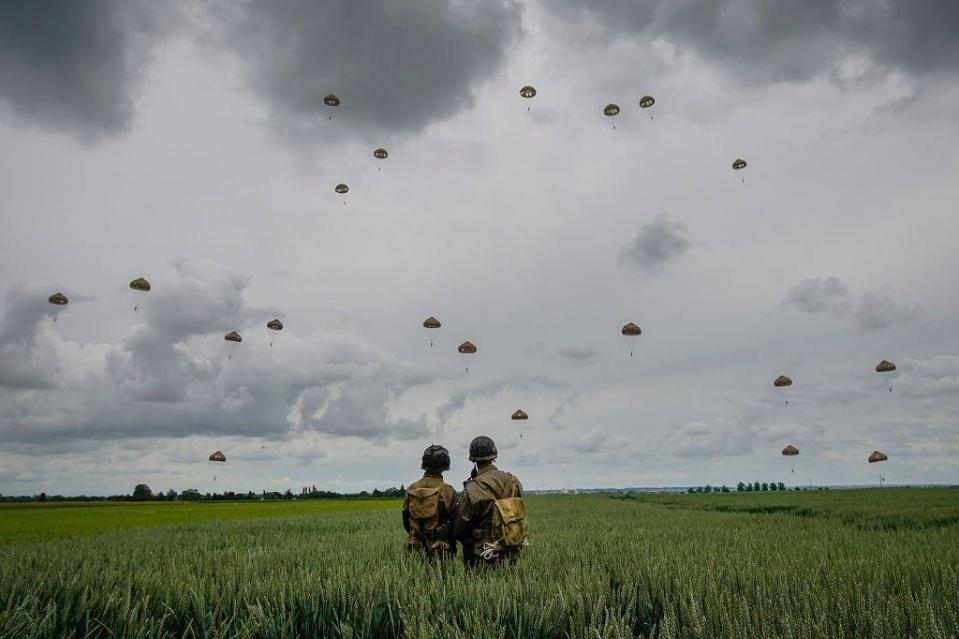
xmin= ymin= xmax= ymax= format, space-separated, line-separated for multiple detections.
xmin=402 ymin=444 xmax=458 ymax=559
xmin=454 ymin=436 xmax=527 ymax=567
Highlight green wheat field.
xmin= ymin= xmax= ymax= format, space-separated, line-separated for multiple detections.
xmin=1 ymin=489 xmax=957 ymax=638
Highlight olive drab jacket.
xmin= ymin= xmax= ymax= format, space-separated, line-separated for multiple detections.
xmin=402 ymin=473 xmax=457 ymax=558
xmin=454 ymin=464 xmax=524 ymax=565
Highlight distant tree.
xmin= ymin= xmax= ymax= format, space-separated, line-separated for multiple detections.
xmin=721 ymin=485 xmax=730 ymax=493
xmin=38 ymin=492 xmax=47 ymax=502
xmin=737 ymin=482 xmax=745 ymax=492
xmin=283 ymin=489 xmax=293 ymax=500
xmin=133 ymin=484 xmax=153 ymax=500
xmin=761 ymin=482 xmax=768 ymax=491
xmin=181 ymin=489 xmax=201 ymax=501
xmin=687 ymin=488 xmax=695 ymax=494
xmin=778 ymin=482 xmax=786 ymax=491
xmin=769 ymin=482 xmax=778 ymax=492
xmin=399 ymin=484 xmax=405 ymax=493
xmin=166 ymin=489 xmax=177 ymax=500
xmin=704 ymin=484 xmax=712 ymax=493
xmin=753 ymin=481 xmax=761 ymax=492
xmin=744 ymin=483 xmax=752 ymax=492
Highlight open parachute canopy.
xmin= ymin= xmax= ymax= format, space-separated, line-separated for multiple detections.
xmin=639 ymin=95 xmax=655 ymax=108
xmin=868 ymin=450 xmax=888 ymax=463
xmin=782 ymin=445 xmax=799 ymax=456
xmin=129 ymin=277 xmax=151 ymax=292
xmin=774 ymin=375 xmax=793 ymax=388
xmin=209 ymin=451 xmax=226 ymax=463
xmin=373 ymin=148 xmax=388 ymax=159
xmin=423 ymin=316 xmax=441 ymax=329
xmin=732 ymin=159 xmax=748 ymax=170
xmin=323 ymin=94 xmax=340 ymax=107
xmin=511 ymin=410 xmax=529 ymax=420
xmin=334 ymin=183 xmax=349 ymax=194
xmin=876 ymin=360 xmax=896 ymax=373
xmin=604 ymin=103 xmax=620 ymax=117
xmin=48 ymin=292 xmax=68 ymax=305
xmin=266 ymin=319 xmax=283 ymax=331
xmin=224 ymin=331 xmax=242 ymax=343
xmin=520 ymin=85 xmax=537 ymax=99
xmin=458 ymin=341 xmax=477 ymax=354
xmin=621 ymin=322 xmax=642 ymax=336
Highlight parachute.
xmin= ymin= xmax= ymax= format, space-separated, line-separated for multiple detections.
xmin=225 ymin=331 xmax=241 ymax=357
xmin=335 ymin=183 xmax=349 ymax=194
xmin=782 ymin=444 xmax=799 ymax=474
xmin=48 ymin=292 xmax=68 ymax=321
xmin=458 ymin=340 xmax=476 ymax=371
xmin=520 ymin=85 xmax=536 ymax=111
xmin=621 ymin=322 xmax=642 ymax=336
xmin=774 ymin=375 xmax=792 ymax=405
xmin=868 ymin=450 xmax=888 ymax=463
xmin=732 ymin=159 xmax=747 ymax=170
xmin=373 ymin=148 xmax=388 ymax=159
xmin=129 ymin=277 xmax=150 ymax=311
xmin=876 ymin=359 xmax=896 ymax=391
xmin=621 ymin=322 xmax=641 ymax=357
xmin=604 ymin=103 xmax=620 ymax=117
xmin=639 ymin=95 xmax=655 ymax=109
xmin=266 ymin=319 xmax=283 ymax=346
xmin=876 ymin=360 xmax=896 ymax=373
xmin=209 ymin=451 xmax=226 ymax=462
xmin=423 ymin=316 xmax=441 ymax=347
xmin=129 ymin=278 xmax=151 ymax=292
xmin=512 ymin=409 xmax=528 ymax=438
xmin=324 ymin=94 xmax=340 ymax=119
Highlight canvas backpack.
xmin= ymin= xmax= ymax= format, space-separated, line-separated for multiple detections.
xmin=491 ymin=496 xmax=528 ymax=549
xmin=406 ymin=486 xmax=442 ymax=542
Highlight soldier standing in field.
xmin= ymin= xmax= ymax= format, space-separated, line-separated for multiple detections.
xmin=402 ymin=444 xmax=457 ymax=559
xmin=455 ymin=436 xmax=529 ymax=567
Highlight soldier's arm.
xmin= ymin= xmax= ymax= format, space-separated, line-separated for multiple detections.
xmin=453 ymin=489 xmax=472 ymax=541
xmin=512 ymin=474 xmax=524 ymax=497
xmin=402 ymin=497 xmax=411 ymax=533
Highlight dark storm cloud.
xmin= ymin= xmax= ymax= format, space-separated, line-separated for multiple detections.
xmin=853 ymin=291 xmax=917 ymax=331
xmin=218 ymin=0 xmax=520 ymax=142
xmin=0 ymin=1 xmax=174 ymax=139
xmin=0 ymin=259 xmax=436 ymax=447
xmin=617 ymin=213 xmax=690 ymax=273
xmin=784 ymin=277 xmax=915 ymax=332
xmin=553 ymin=0 xmax=959 ymax=84
xmin=785 ymin=277 xmax=851 ymax=315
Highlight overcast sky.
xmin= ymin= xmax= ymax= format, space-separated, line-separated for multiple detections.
xmin=2 ymin=0 xmax=958 ymax=495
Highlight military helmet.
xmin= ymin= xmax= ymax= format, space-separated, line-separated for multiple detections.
xmin=468 ymin=435 xmax=498 ymax=462
xmin=421 ymin=444 xmax=451 ymax=472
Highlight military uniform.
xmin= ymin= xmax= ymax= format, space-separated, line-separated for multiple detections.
xmin=403 ymin=445 xmax=457 ymax=559
xmin=455 ymin=463 xmax=524 ymax=566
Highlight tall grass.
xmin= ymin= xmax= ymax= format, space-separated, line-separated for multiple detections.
xmin=0 ymin=489 xmax=957 ymax=637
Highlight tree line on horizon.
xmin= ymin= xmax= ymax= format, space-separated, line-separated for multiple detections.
xmin=0 ymin=483 xmax=407 ymax=503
